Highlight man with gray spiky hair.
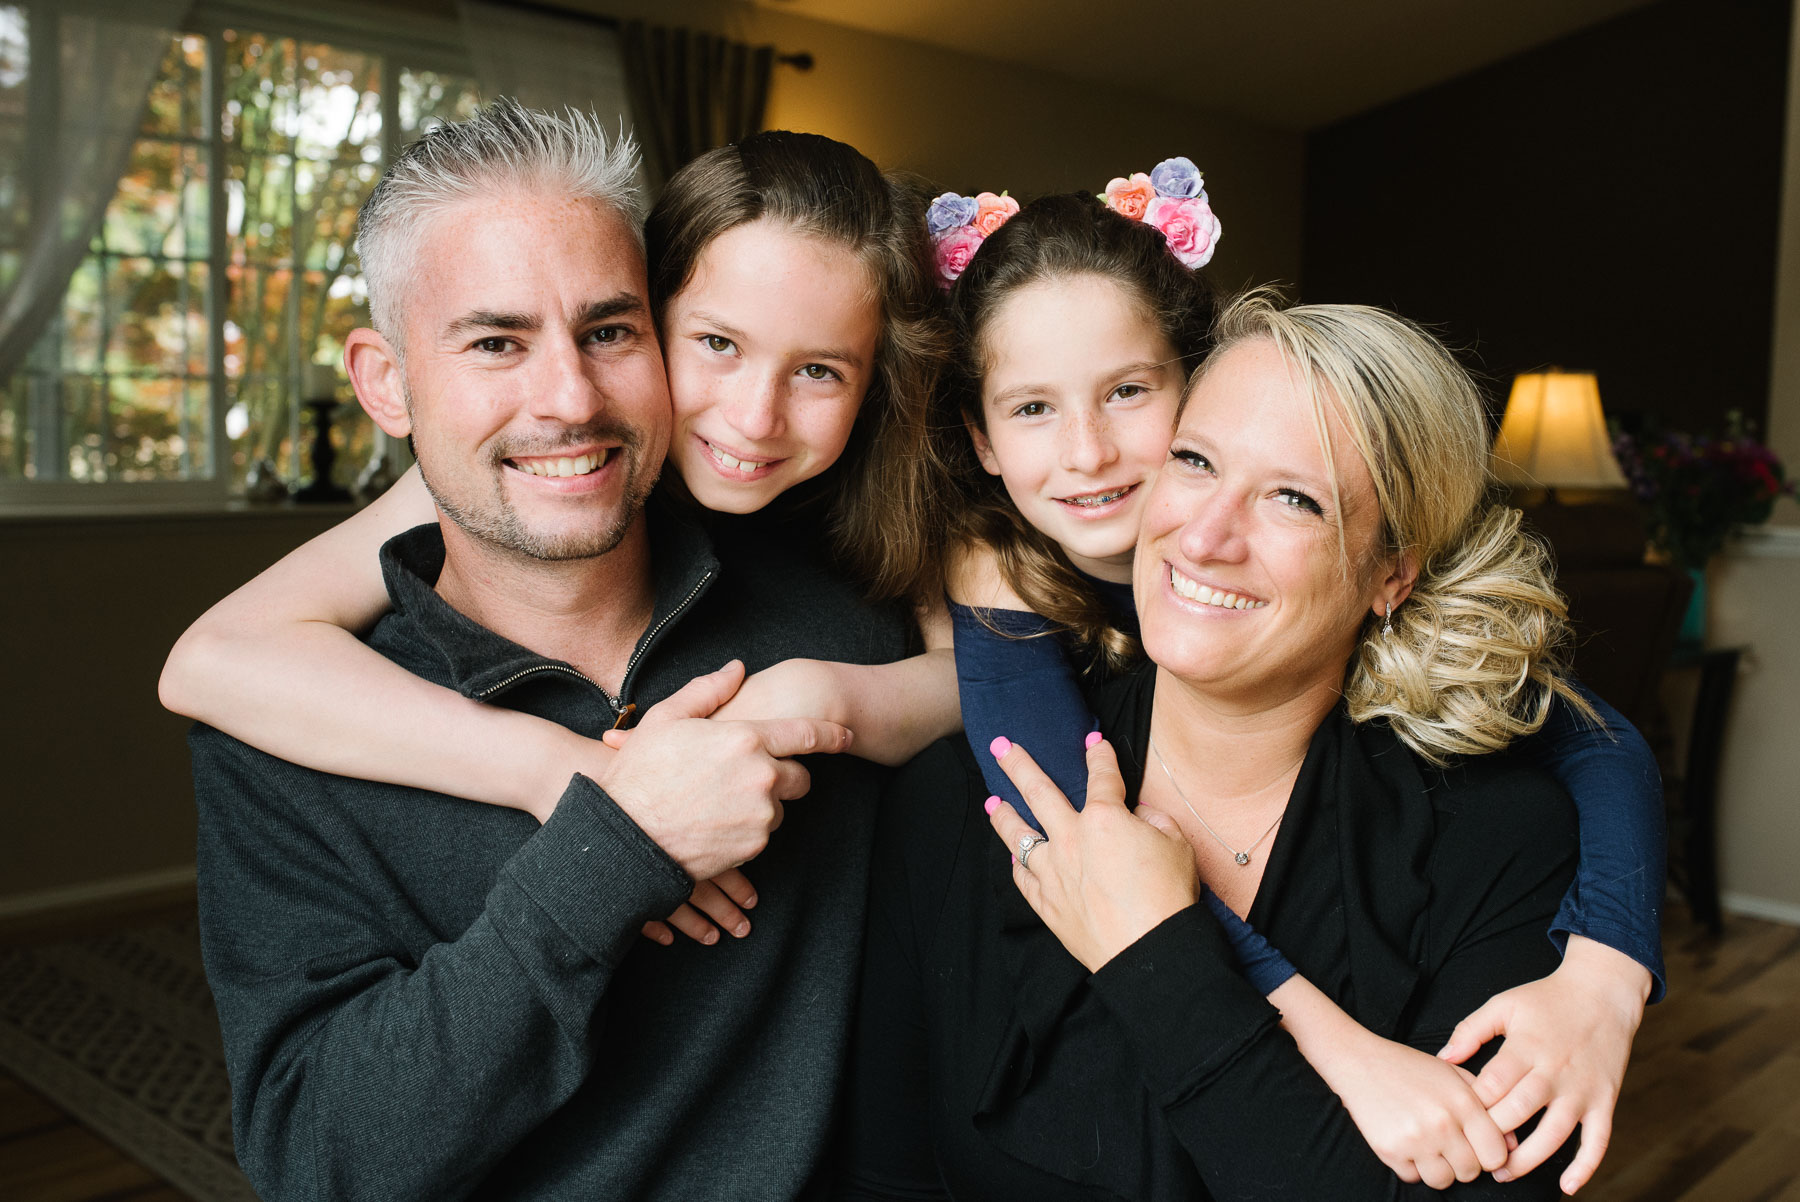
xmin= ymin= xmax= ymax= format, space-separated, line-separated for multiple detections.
xmin=191 ymin=100 xmax=905 ymax=1199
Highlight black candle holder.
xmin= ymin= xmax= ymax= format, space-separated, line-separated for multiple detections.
xmin=294 ymin=398 xmax=352 ymax=503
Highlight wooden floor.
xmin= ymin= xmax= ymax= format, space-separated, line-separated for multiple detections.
xmin=1586 ymin=909 xmax=1800 ymax=1201
xmin=0 ymin=904 xmax=1796 ymax=1200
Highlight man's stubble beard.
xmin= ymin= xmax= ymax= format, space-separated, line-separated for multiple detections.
xmin=414 ymin=412 xmax=663 ymax=562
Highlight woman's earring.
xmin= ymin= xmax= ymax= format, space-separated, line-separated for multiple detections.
xmin=1380 ymin=602 xmax=1393 ymax=638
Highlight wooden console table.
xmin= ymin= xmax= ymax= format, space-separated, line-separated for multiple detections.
xmin=1663 ymin=644 xmax=1744 ymax=935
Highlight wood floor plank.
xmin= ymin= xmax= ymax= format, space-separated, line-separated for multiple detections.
xmin=0 ymin=1075 xmax=67 ymax=1141
xmin=0 ymin=1122 xmax=165 ymax=1202
xmin=1687 ymin=1126 xmax=1800 ymax=1202
xmin=1573 ymin=914 xmax=1800 ymax=1202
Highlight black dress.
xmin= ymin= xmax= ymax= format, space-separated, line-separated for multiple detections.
xmin=834 ymin=665 xmax=1579 ymax=1200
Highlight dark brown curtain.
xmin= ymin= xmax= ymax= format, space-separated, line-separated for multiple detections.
xmin=620 ymin=21 xmax=775 ymax=189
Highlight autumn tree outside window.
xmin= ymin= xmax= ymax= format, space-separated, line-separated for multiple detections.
xmin=0 ymin=0 xmax=482 ymax=505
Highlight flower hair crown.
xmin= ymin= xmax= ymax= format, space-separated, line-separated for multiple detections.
xmin=928 ymin=190 xmax=1019 ymax=288
xmin=1099 ymin=156 xmax=1221 ymax=269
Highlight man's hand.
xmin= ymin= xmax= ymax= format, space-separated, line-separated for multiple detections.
xmin=595 ymin=661 xmax=853 ymax=882
xmin=1438 ymin=935 xmax=1651 ymax=1193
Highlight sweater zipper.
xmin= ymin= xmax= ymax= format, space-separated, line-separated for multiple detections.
xmin=476 ymin=663 xmax=617 ymax=709
xmin=471 ymin=568 xmax=715 ymax=717
xmin=614 ymin=569 xmax=715 ymax=710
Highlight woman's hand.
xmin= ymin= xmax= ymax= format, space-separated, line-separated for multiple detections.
xmin=1437 ymin=935 xmax=1651 ymax=1193
xmin=985 ymin=734 xmax=1199 ymax=972
xmin=1277 ymin=975 xmax=1511 ymax=1187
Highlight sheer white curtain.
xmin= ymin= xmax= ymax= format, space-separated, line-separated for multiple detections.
xmin=0 ymin=0 xmax=192 ymax=383
xmin=455 ymin=0 xmax=631 ymax=128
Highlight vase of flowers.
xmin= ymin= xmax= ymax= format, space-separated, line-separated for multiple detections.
xmin=1611 ymin=412 xmax=1794 ymax=642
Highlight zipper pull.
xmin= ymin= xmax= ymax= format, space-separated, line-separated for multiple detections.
xmin=611 ymin=703 xmax=639 ymax=731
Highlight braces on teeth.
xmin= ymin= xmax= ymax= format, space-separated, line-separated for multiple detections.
xmin=1065 ymin=488 xmax=1129 ymax=507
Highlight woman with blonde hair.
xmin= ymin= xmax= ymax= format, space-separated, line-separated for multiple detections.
xmin=910 ymin=186 xmax=1659 ymax=1190
xmin=838 ymin=291 xmax=1612 ymax=1197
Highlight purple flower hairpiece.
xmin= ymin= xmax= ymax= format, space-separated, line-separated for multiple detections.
xmin=928 ymin=190 xmax=1019 ymax=288
xmin=1099 ymin=156 xmax=1222 ymax=269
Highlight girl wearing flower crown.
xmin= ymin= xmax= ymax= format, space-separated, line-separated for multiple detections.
xmin=871 ymin=169 xmax=1659 ymax=1194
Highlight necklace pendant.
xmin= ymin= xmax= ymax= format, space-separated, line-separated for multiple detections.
xmin=1234 ymin=851 xmax=1251 ymax=866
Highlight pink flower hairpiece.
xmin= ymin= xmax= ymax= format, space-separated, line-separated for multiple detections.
xmin=927 ymin=190 xmax=1020 ymax=288
xmin=1100 ymin=156 xmax=1222 ymax=269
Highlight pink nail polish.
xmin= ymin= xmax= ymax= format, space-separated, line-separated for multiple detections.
xmin=1085 ymin=730 xmax=1103 ymax=749
xmin=983 ymin=795 xmax=1001 ymax=815
xmin=989 ymin=736 xmax=1011 ymax=759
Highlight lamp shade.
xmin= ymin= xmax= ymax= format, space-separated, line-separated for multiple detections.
xmin=1490 ymin=371 xmax=1629 ymax=490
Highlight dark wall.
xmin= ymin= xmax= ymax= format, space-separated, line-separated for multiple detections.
xmin=1303 ymin=0 xmax=1790 ymax=432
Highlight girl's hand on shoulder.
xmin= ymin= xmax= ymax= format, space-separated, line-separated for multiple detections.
xmin=1437 ymin=935 xmax=1651 ymax=1193
xmin=1313 ymin=1018 xmax=1511 ymax=1188
xmin=985 ymin=734 xmax=1199 ymax=972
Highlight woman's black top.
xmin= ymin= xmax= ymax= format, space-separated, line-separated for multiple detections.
xmin=834 ymin=664 xmax=1579 ymax=1200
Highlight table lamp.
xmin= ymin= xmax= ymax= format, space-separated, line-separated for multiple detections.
xmin=1490 ymin=370 xmax=1629 ymax=499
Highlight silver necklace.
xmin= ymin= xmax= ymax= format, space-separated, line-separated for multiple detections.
xmin=1149 ymin=738 xmax=1284 ymax=867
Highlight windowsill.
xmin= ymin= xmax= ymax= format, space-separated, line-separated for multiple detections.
xmin=0 ymin=498 xmax=361 ymax=527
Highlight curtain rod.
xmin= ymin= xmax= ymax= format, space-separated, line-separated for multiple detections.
xmin=495 ymin=0 xmax=815 ymax=70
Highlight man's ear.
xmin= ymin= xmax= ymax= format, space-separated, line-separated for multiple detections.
xmin=345 ymin=327 xmax=410 ymax=438
xmin=964 ymin=414 xmax=1001 ymax=477
xmin=1370 ymin=550 xmax=1419 ymax=621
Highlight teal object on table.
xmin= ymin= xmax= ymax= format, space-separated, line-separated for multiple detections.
xmin=1679 ymin=566 xmax=1707 ymax=645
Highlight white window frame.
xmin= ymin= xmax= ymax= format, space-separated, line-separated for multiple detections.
xmin=0 ymin=0 xmax=469 ymax=512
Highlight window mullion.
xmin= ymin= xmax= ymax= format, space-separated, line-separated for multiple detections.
xmin=205 ymin=26 xmax=228 ymax=492
xmin=376 ymin=52 xmax=403 ymax=476
xmin=25 ymin=0 xmax=64 ymax=481
xmin=284 ymin=61 xmax=301 ymax=485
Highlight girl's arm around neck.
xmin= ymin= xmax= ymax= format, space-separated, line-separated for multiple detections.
xmin=712 ymin=652 xmax=961 ymax=768
xmin=157 ymin=466 xmax=587 ymax=819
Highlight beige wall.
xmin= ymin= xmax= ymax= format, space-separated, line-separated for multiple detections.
xmin=1706 ymin=0 xmax=1800 ymax=922
xmin=577 ymin=0 xmax=1305 ymax=291
xmin=0 ymin=510 xmax=347 ymax=911
xmin=1711 ymin=532 xmax=1800 ymax=921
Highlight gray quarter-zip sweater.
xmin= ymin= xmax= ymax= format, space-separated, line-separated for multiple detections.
xmin=192 ymin=501 xmax=907 ymax=1201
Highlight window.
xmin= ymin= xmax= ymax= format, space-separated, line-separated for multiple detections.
xmin=0 ymin=1 xmax=482 ymax=503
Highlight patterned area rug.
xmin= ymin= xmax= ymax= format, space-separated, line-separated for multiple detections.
xmin=0 ymin=921 xmax=256 ymax=1201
